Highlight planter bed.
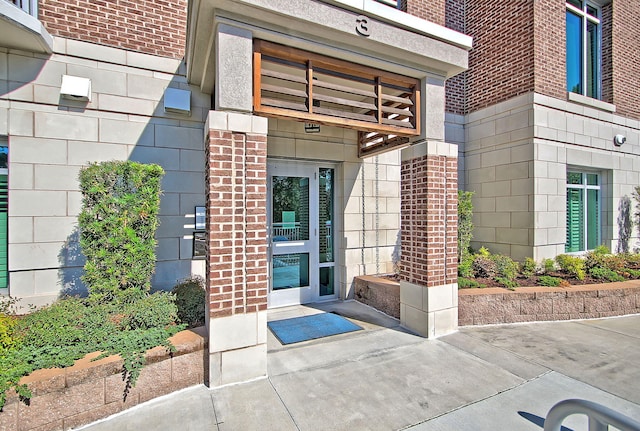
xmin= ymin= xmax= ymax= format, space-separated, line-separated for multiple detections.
xmin=354 ymin=275 xmax=640 ymax=327
xmin=0 ymin=327 xmax=207 ymax=431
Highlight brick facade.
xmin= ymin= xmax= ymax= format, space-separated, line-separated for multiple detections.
xmin=205 ymin=130 xmax=268 ymax=319
xmin=446 ymin=1 xmax=640 ymax=120
xmin=609 ymin=0 xmax=640 ymax=118
xmin=401 ymin=0 xmax=445 ymax=26
xmin=39 ymin=0 xmax=187 ymax=59
xmin=400 ymin=154 xmax=458 ymax=287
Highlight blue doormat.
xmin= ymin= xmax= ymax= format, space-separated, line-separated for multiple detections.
xmin=268 ymin=312 xmax=363 ymax=345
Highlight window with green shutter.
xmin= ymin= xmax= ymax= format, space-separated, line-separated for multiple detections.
xmin=565 ymin=171 xmax=600 ymax=253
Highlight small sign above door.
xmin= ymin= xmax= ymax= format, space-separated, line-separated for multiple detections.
xmin=305 ymin=123 xmax=321 ymax=133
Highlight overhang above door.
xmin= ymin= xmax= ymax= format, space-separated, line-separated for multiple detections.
xmin=254 ymin=40 xmax=419 ymax=158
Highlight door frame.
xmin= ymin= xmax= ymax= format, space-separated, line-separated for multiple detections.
xmin=266 ymin=159 xmax=338 ymax=308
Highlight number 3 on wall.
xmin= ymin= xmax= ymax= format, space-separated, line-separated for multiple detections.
xmin=356 ymin=15 xmax=371 ymax=36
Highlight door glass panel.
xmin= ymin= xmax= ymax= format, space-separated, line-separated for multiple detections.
xmin=319 ymin=168 xmax=334 ymax=263
xmin=272 ymin=176 xmax=309 ymax=241
xmin=273 ymin=253 xmax=309 ymax=290
xmin=319 ymin=267 xmax=334 ymax=296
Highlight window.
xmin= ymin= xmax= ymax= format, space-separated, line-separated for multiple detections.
xmin=566 ymin=172 xmax=600 ymax=253
xmin=566 ymin=1 xmax=601 ymax=99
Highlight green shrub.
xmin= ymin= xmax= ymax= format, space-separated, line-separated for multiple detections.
xmin=495 ymin=277 xmax=518 ymax=290
xmin=624 ymin=268 xmax=640 ymax=278
xmin=537 ymin=275 xmax=562 ymax=287
xmin=119 ymin=292 xmax=179 ymax=331
xmin=458 ymin=277 xmax=485 ymax=289
xmin=172 ymin=276 xmax=206 ymax=328
xmin=621 ymin=253 xmax=640 ymax=269
xmin=542 ymin=258 xmax=556 ymax=274
xmin=457 ymin=190 xmax=474 ymax=265
xmin=555 ymin=254 xmax=586 ymax=280
xmin=593 ymin=244 xmax=610 ymax=255
xmin=520 ymin=257 xmax=537 ymax=278
xmin=589 ymin=267 xmax=625 ymax=282
xmin=492 ymin=254 xmax=519 ymax=281
xmin=472 ymin=255 xmax=497 ymax=278
xmin=0 ymin=314 xmax=18 ymax=352
xmin=78 ymin=161 xmax=164 ymax=304
xmin=0 ymin=296 xmax=184 ymax=409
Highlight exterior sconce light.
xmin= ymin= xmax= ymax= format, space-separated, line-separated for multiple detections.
xmin=614 ymin=134 xmax=626 ymax=146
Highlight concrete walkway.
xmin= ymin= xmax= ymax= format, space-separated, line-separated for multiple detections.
xmin=78 ymin=301 xmax=640 ymax=430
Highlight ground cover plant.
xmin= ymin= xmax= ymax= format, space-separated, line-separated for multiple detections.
xmin=0 ymin=161 xmax=189 ymax=410
xmin=458 ymin=245 xmax=640 ymax=290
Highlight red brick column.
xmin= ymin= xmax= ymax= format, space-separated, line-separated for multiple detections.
xmin=206 ymin=130 xmax=268 ymax=318
xmin=399 ymin=143 xmax=459 ymax=338
xmin=204 ymin=111 xmax=268 ymax=386
xmin=400 ymin=154 xmax=458 ymax=286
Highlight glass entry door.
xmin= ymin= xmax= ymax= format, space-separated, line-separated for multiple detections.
xmin=267 ymin=161 xmax=336 ymax=307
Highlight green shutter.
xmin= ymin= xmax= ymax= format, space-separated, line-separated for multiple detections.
xmin=566 ymin=188 xmax=584 ymax=252
xmin=586 ymin=188 xmax=599 ymax=249
xmin=0 ymin=174 xmax=7 ymax=288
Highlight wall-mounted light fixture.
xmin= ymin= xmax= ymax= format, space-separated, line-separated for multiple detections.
xmin=614 ymin=134 xmax=626 ymax=146
xmin=60 ymin=75 xmax=91 ymax=101
xmin=164 ymin=88 xmax=191 ymax=115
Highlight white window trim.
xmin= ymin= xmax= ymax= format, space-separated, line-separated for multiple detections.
xmin=566 ymin=1 xmax=602 ymax=100
xmin=566 ymin=171 xmax=602 ymax=253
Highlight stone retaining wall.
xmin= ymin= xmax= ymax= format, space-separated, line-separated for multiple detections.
xmin=0 ymin=327 xmax=207 ymax=431
xmin=354 ymin=276 xmax=640 ymax=327
xmin=459 ymin=282 xmax=640 ymax=326
xmin=354 ymin=275 xmax=400 ymax=319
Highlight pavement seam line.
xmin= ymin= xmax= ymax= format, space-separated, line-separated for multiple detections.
xmin=397 ymin=370 xmax=555 ymax=431
xmin=268 ymin=375 xmax=302 ymax=431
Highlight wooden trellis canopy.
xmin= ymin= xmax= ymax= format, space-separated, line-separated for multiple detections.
xmin=253 ymin=40 xmax=420 ymax=158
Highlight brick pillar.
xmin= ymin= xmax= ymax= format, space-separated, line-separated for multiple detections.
xmin=205 ymin=111 xmax=269 ymax=386
xmin=399 ymin=141 xmax=458 ymax=338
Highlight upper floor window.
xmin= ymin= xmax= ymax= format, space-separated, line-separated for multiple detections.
xmin=566 ymin=1 xmax=601 ymax=99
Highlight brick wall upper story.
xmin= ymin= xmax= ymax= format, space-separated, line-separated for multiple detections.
xmin=609 ymin=0 xmax=640 ymax=118
xmin=39 ymin=0 xmax=187 ymax=59
xmin=401 ymin=0 xmax=445 ymax=26
xmin=445 ymin=0 xmax=640 ymax=121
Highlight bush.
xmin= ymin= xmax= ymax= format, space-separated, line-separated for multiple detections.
xmin=542 ymin=258 xmax=556 ymax=274
xmin=458 ymin=190 xmax=474 ymax=265
xmin=492 ymin=254 xmax=519 ymax=281
xmin=555 ymin=254 xmax=586 ymax=280
xmin=495 ymin=277 xmax=518 ymax=290
xmin=623 ymin=268 xmax=640 ymax=278
xmin=458 ymin=277 xmax=485 ymax=289
xmin=589 ymin=267 xmax=625 ymax=282
xmin=472 ymin=255 xmax=498 ymax=278
xmin=78 ymin=161 xmax=164 ymax=303
xmin=0 ymin=297 xmax=184 ymax=409
xmin=520 ymin=257 xmax=537 ymax=278
xmin=172 ymin=276 xmax=206 ymax=328
xmin=537 ymin=275 xmax=562 ymax=287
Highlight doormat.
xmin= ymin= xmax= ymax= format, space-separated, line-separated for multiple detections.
xmin=268 ymin=312 xmax=363 ymax=345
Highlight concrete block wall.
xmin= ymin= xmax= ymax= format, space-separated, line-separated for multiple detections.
xmin=449 ymin=91 xmax=640 ymax=262
xmin=266 ymin=118 xmax=402 ymax=300
xmin=0 ymin=37 xmax=210 ymax=305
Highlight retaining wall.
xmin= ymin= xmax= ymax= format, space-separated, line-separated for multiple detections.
xmin=354 ymin=275 xmax=640 ymax=326
xmin=0 ymin=327 xmax=207 ymax=431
